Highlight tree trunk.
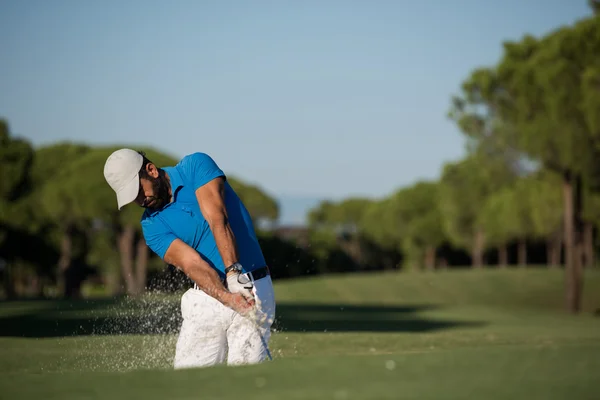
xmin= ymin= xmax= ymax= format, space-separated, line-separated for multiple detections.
xmin=573 ymin=175 xmax=584 ymax=312
xmin=106 ymin=264 xmax=123 ymax=296
xmin=547 ymin=230 xmax=562 ymax=268
xmin=424 ymin=246 xmax=436 ymax=271
xmin=30 ymin=275 xmax=42 ymax=297
xmin=438 ymin=257 xmax=448 ymax=270
xmin=583 ymin=221 xmax=594 ymax=268
xmin=350 ymin=237 xmax=363 ymax=266
xmin=498 ymin=244 xmax=508 ymax=268
xmin=134 ymin=237 xmax=149 ymax=295
xmin=37 ymin=278 xmax=45 ymax=298
xmin=576 ymin=241 xmax=585 ymax=274
xmin=563 ymin=172 xmax=584 ymax=314
xmin=58 ymin=226 xmax=73 ymax=298
xmin=117 ymin=225 xmax=136 ymax=295
xmin=517 ymin=239 xmax=527 ymax=267
xmin=472 ymin=230 xmax=485 ymax=268
xmin=2 ymin=262 xmax=16 ymax=300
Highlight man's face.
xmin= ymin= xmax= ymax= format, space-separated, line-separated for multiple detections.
xmin=134 ymin=164 xmax=171 ymax=210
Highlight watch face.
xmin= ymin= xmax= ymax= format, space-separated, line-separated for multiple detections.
xmin=228 ymin=263 xmax=242 ymax=272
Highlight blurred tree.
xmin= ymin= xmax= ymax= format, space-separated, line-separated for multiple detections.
xmin=0 ymin=119 xmax=33 ymax=204
xmin=493 ymin=16 xmax=600 ymax=313
xmin=448 ymin=67 xmax=525 ymax=174
xmin=450 ymin=14 xmax=600 ymax=312
xmin=359 ymin=198 xmax=399 ymax=251
xmin=307 ymin=197 xmax=373 ymax=269
xmin=438 ymin=153 xmax=515 ymax=268
xmin=447 ymin=64 xmax=525 ymax=268
xmin=512 ymin=178 xmax=541 ymax=266
xmin=526 ymin=171 xmax=564 ymax=268
xmin=29 ymin=142 xmax=91 ymax=186
xmin=478 ymin=187 xmax=517 ymax=268
xmin=580 ymin=16 xmax=600 ymax=269
xmin=0 ymin=119 xmax=35 ymax=298
xmin=391 ymin=181 xmax=446 ymax=270
xmin=359 ymin=198 xmax=403 ymax=270
xmin=582 ymin=187 xmax=600 ymax=268
xmin=227 ymin=177 xmax=279 ymax=228
xmin=256 ymin=231 xmax=318 ymax=279
xmin=28 ymin=142 xmax=92 ymax=297
xmin=479 ymin=178 xmax=539 ymax=268
xmin=309 ymin=198 xmax=372 ymax=230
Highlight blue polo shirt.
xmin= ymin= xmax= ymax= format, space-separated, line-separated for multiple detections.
xmin=140 ymin=152 xmax=266 ymax=278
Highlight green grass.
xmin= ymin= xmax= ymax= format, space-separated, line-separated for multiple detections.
xmin=1 ymin=268 xmax=600 ymax=399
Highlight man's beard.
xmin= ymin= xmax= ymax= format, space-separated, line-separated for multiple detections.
xmin=143 ymin=173 xmax=171 ymax=210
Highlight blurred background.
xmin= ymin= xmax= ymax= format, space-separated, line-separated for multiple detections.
xmin=1 ymin=0 xmax=599 ymax=315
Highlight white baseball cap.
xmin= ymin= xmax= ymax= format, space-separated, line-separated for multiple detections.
xmin=103 ymin=148 xmax=143 ymax=209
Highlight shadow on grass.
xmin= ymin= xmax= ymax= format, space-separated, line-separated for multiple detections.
xmin=0 ymin=300 xmax=486 ymax=338
xmin=273 ymin=303 xmax=485 ymax=333
xmin=0 ymin=298 xmax=182 ymax=338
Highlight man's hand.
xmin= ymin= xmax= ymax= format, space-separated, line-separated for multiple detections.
xmin=163 ymin=239 xmax=258 ymax=317
xmin=223 ymin=292 xmax=255 ymax=316
xmin=226 ymin=272 xmax=255 ymax=301
xmin=164 ymin=239 xmax=251 ymax=312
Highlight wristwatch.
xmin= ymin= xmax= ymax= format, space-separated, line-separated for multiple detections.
xmin=225 ymin=262 xmax=243 ymax=275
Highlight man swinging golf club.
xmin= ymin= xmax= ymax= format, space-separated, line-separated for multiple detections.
xmin=104 ymin=149 xmax=275 ymax=368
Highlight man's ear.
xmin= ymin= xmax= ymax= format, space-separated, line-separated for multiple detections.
xmin=146 ymin=163 xmax=160 ymax=178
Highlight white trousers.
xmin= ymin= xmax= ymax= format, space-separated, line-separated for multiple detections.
xmin=173 ymin=274 xmax=276 ymax=369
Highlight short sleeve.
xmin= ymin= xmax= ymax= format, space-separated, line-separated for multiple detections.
xmin=141 ymin=216 xmax=177 ymax=260
xmin=180 ymin=152 xmax=225 ymax=190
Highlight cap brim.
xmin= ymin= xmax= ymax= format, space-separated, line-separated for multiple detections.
xmin=116 ymin=173 xmax=140 ymax=210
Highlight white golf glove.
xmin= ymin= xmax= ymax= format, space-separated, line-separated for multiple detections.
xmin=226 ymin=271 xmax=254 ymax=301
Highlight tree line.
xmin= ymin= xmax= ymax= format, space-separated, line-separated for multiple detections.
xmin=304 ymin=6 xmax=600 ymax=314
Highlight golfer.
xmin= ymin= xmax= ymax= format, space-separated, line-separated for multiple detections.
xmin=103 ymin=148 xmax=276 ymax=368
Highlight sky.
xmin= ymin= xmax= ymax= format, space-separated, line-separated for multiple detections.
xmin=0 ymin=0 xmax=593 ymax=224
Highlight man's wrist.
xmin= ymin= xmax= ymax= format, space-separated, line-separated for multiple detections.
xmin=225 ymin=262 xmax=243 ymax=277
xmin=216 ymin=289 xmax=232 ymax=305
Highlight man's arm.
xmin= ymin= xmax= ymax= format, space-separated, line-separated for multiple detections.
xmin=195 ymin=177 xmax=240 ymax=270
xmin=163 ymin=238 xmax=254 ymax=312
